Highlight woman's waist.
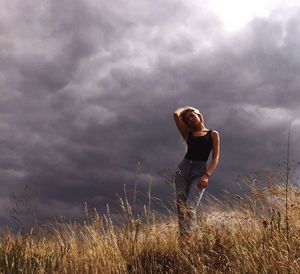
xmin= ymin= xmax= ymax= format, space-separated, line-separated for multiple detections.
xmin=182 ymin=157 xmax=207 ymax=164
xmin=179 ymin=158 xmax=207 ymax=170
xmin=177 ymin=158 xmax=207 ymax=176
xmin=184 ymin=148 xmax=211 ymax=161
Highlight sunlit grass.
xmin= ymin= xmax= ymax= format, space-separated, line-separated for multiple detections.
xmin=1 ymin=174 xmax=300 ymax=273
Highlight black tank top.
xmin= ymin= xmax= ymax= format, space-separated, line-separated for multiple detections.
xmin=184 ymin=130 xmax=213 ymax=161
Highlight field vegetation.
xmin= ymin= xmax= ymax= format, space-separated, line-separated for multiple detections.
xmin=0 ymin=167 xmax=299 ymax=273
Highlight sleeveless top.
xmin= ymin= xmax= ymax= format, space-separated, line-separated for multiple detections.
xmin=184 ymin=130 xmax=213 ymax=161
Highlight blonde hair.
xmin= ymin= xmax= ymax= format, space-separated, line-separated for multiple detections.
xmin=181 ymin=106 xmax=205 ymax=127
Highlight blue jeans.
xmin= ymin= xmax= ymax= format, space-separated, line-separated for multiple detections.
xmin=173 ymin=158 xmax=207 ymax=238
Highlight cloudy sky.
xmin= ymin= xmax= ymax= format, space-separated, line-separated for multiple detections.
xmin=1 ymin=0 xmax=300 ymax=231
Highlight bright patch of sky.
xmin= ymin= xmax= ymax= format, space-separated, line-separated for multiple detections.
xmin=205 ymin=0 xmax=300 ymax=32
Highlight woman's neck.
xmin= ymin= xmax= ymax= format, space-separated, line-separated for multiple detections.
xmin=193 ymin=124 xmax=207 ymax=131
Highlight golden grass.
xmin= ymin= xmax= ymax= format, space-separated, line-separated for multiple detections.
xmin=1 ymin=179 xmax=300 ymax=273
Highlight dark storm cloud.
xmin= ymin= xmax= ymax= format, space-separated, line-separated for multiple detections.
xmin=1 ymin=0 xmax=300 ymax=231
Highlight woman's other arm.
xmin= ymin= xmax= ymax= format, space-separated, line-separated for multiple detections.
xmin=206 ymin=130 xmax=220 ymax=176
xmin=197 ymin=130 xmax=220 ymax=190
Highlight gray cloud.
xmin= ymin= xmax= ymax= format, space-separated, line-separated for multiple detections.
xmin=1 ymin=0 xmax=300 ymax=231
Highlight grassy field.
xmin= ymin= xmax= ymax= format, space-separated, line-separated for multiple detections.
xmin=0 ymin=175 xmax=299 ymax=273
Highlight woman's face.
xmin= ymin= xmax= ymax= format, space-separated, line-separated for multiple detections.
xmin=183 ymin=110 xmax=201 ymax=128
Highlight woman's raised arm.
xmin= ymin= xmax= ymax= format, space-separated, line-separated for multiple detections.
xmin=173 ymin=107 xmax=193 ymax=142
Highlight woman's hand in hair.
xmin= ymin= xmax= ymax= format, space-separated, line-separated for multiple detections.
xmin=174 ymin=106 xmax=195 ymax=116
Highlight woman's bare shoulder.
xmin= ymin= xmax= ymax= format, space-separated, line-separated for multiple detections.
xmin=211 ymin=130 xmax=220 ymax=137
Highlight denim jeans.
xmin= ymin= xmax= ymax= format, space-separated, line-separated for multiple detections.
xmin=173 ymin=158 xmax=207 ymax=238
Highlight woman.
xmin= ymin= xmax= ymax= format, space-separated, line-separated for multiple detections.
xmin=173 ymin=106 xmax=220 ymax=241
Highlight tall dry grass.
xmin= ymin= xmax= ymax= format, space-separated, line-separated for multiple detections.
xmin=1 ymin=171 xmax=300 ymax=273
